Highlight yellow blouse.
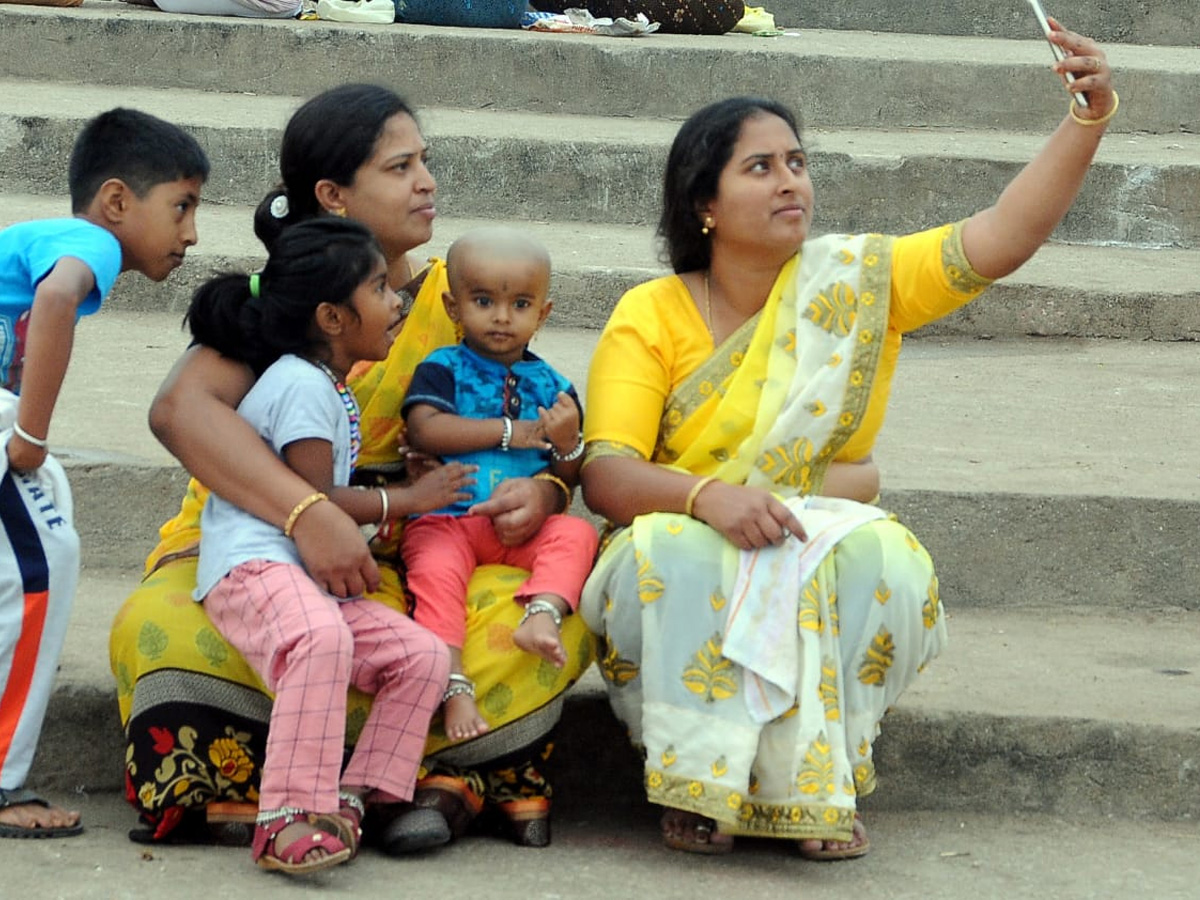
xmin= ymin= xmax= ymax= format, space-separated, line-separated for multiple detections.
xmin=584 ymin=222 xmax=992 ymax=463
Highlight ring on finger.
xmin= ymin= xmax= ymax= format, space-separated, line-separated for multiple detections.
xmin=780 ymin=527 xmax=792 ymax=539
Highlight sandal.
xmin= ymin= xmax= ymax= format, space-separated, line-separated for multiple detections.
xmin=412 ymin=775 xmax=484 ymax=838
xmin=368 ymin=803 xmax=452 ymax=856
xmin=497 ymin=797 xmax=551 ymax=848
xmin=660 ymin=807 xmax=734 ymax=856
xmin=251 ymin=810 xmax=352 ymax=875
xmin=313 ymin=792 xmax=364 ymax=859
xmin=0 ymin=788 xmax=83 ymax=839
xmin=796 ymin=813 xmax=871 ymax=861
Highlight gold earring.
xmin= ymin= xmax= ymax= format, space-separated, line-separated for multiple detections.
xmin=701 ymin=218 xmax=713 ymax=236
xmin=334 ymin=208 xmax=347 ymax=218
xmin=453 ymin=321 xmax=465 ymax=342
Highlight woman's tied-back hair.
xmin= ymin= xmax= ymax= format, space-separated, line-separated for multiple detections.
xmin=658 ymin=97 xmax=802 ymax=274
xmin=254 ymin=84 xmax=417 ymax=252
xmin=186 ymin=218 xmax=383 ymax=376
xmin=68 ymin=108 xmax=211 ymax=213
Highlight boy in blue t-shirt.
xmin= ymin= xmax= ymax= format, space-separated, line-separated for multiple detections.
xmin=0 ymin=108 xmax=209 ymax=839
xmin=401 ymin=228 xmax=598 ymax=744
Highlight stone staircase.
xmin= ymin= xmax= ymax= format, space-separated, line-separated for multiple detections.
xmin=0 ymin=0 xmax=1197 ymax=828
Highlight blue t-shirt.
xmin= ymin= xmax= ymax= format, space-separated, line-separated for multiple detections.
xmin=195 ymin=355 xmax=354 ymax=599
xmin=402 ymin=343 xmax=580 ymax=515
xmin=0 ymin=218 xmax=121 ymax=393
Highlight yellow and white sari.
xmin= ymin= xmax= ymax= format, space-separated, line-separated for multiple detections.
xmin=580 ymin=223 xmax=990 ymax=840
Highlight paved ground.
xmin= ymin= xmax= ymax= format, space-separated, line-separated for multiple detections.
xmin=3 ymin=790 xmax=1199 ymax=900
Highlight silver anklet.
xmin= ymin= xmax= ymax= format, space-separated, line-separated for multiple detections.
xmin=255 ymin=806 xmax=307 ymax=826
xmin=443 ymin=672 xmax=475 ymax=703
xmin=338 ymin=791 xmax=366 ymax=818
xmin=519 ymin=599 xmax=563 ymax=629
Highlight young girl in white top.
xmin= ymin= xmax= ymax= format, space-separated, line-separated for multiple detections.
xmin=187 ymin=218 xmax=473 ymax=876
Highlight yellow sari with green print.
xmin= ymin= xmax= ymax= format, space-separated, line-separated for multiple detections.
xmin=110 ymin=257 xmax=593 ymax=841
xmin=581 ymin=224 xmax=988 ymax=841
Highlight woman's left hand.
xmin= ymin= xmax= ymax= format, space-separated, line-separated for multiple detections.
xmin=469 ymin=476 xmax=558 ymax=546
xmin=1047 ymin=17 xmax=1115 ymax=119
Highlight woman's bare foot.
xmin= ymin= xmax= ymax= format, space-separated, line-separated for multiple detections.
xmin=444 ymin=693 xmax=490 ymax=742
xmin=797 ymin=813 xmax=870 ymax=860
xmin=513 ymin=612 xmax=566 ymax=667
xmin=659 ymin=807 xmax=734 ymax=855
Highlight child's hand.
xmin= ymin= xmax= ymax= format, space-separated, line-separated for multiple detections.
xmin=537 ymin=392 xmax=581 ymax=457
xmin=400 ymin=461 xmax=477 ymax=515
xmin=397 ymin=447 xmax=442 ymax=484
xmin=6 ymin=434 xmax=47 ymax=473
xmin=509 ymin=419 xmax=552 ymax=451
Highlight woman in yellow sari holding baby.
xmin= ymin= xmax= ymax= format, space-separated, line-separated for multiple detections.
xmin=580 ymin=21 xmax=1116 ymax=857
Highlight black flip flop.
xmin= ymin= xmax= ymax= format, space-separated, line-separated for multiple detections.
xmin=0 ymin=788 xmax=84 ymax=839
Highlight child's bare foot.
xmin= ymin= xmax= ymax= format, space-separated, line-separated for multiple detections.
xmin=513 ymin=613 xmax=566 ymax=668
xmin=444 ymin=693 xmax=490 ymax=742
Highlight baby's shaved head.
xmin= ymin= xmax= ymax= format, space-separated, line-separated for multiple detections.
xmin=446 ymin=227 xmax=551 ymax=296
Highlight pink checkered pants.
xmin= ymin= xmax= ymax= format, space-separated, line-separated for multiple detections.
xmin=204 ymin=559 xmax=449 ymax=813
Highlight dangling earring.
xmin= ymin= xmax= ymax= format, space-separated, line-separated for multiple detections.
xmin=453 ymin=321 xmax=465 ymax=342
xmin=701 ymin=217 xmax=714 ymax=236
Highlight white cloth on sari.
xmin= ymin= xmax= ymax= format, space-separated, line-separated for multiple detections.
xmin=724 ymin=495 xmax=886 ymax=723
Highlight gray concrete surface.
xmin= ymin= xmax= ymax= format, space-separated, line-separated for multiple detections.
xmin=8 ymin=193 xmax=1200 ymax=340
xmin=3 ymin=80 xmax=1198 ymax=246
xmin=4 ymin=4 xmax=1199 ymax=131
xmin=5 ymin=792 xmax=1200 ymax=900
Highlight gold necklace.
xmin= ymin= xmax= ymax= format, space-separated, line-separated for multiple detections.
xmin=703 ymin=272 xmax=716 ymax=339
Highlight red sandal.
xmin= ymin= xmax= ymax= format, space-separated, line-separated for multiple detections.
xmin=312 ymin=792 xmax=364 ymax=859
xmin=251 ymin=810 xmax=352 ymax=875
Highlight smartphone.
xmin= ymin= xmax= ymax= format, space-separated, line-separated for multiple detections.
xmin=1024 ymin=0 xmax=1089 ymax=108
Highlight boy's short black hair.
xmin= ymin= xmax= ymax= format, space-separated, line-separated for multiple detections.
xmin=68 ymin=108 xmax=210 ymax=212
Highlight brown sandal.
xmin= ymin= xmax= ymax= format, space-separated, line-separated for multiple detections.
xmin=796 ymin=813 xmax=870 ymax=861
xmin=251 ymin=811 xmax=351 ymax=875
xmin=660 ymin=808 xmax=734 ymax=855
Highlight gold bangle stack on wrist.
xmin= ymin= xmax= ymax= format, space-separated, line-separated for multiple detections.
xmin=533 ymin=472 xmax=572 ymax=512
xmin=283 ymin=491 xmax=328 ymax=537
xmin=684 ymin=476 xmax=717 ymax=518
xmin=1070 ymin=90 xmax=1118 ymax=126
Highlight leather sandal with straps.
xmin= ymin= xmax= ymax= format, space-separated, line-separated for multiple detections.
xmin=251 ymin=809 xmax=352 ymax=875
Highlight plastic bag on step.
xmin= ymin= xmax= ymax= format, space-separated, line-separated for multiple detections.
xmin=315 ymin=0 xmax=395 ymax=22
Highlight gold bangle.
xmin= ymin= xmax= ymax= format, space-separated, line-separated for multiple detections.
xmin=283 ymin=491 xmax=328 ymax=538
xmin=1069 ymin=90 xmax=1118 ymax=127
xmin=533 ymin=472 xmax=572 ymax=512
xmin=684 ymin=476 xmax=717 ymax=518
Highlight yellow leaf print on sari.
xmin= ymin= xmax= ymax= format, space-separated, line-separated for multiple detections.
xmin=682 ymin=633 xmax=737 ymax=703
xmin=599 ymin=639 xmax=639 ymax=686
xmin=758 ymin=436 xmax=814 ymax=491
xmin=711 ymin=756 xmax=728 ymax=778
xmin=799 ymin=577 xmax=823 ymax=632
xmin=858 ymin=627 xmax=896 ymax=686
xmin=634 ymin=550 xmax=664 ymax=605
xmin=819 ymin=657 xmax=840 ymax=721
xmin=874 ymin=580 xmax=891 ymax=605
xmin=923 ymin=575 xmax=941 ymax=629
xmin=661 ymin=745 xmax=677 ymax=768
xmin=709 ymin=589 xmax=727 ymax=612
xmin=795 ymin=733 xmax=836 ymax=796
xmin=806 ymin=282 xmax=857 ymax=336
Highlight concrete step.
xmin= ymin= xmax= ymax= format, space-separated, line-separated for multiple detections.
xmin=46 ymin=310 xmax=1200 ymax=611
xmin=7 ymin=792 xmax=1200 ymax=900
xmin=3 ymin=79 xmax=1197 ymax=249
xmin=8 ymin=193 xmax=1200 ymax=340
xmin=34 ymin=567 xmax=1200 ymax=827
xmin=7 ymin=4 xmax=1199 ymax=133
xmin=768 ymin=0 xmax=1200 ymax=48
